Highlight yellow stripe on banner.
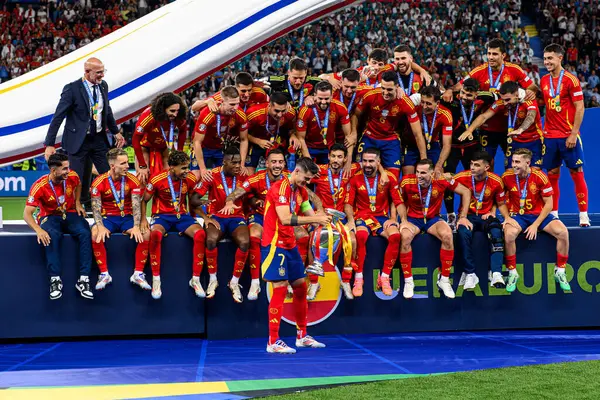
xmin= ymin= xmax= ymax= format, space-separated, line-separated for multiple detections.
xmin=4 ymin=381 xmax=229 ymax=400
xmin=0 ymin=13 xmax=169 ymax=95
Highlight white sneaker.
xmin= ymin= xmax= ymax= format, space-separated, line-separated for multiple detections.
xmin=266 ymin=339 xmax=296 ymax=354
xmin=437 ymin=276 xmax=455 ymax=299
xmin=206 ymin=280 xmax=219 ymax=299
xmin=189 ymin=277 xmax=205 ymax=298
xmin=464 ymin=273 xmax=479 ymax=291
xmin=130 ymin=272 xmax=151 ymax=290
xmin=550 ymin=210 xmax=559 ymax=219
xmin=247 ymin=280 xmax=261 ymax=301
xmin=307 ymin=282 xmax=321 ymax=301
xmin=95 ymin=272 xmax=112 ymax=290
xmin=458 ymin=272 xmax=467 ymax=286
xmin=491 ymin=272 xmax=506 ymax=288
xmin=341 ymin=282 xmax=354 ymax=299
xmin=152 ymin=278 xmax=162 ymax=300
xmin=403 ymin=280 xmax=415 ymax=299
xmin=296 ymin=335 xmax=326 ymax=348
xmin=580 ymin=212 xmax=591 ymax=227
xmin=228 ymin=281 xmax=243 ymax=303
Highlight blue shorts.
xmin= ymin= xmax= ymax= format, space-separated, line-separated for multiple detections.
xmin=542 ymin=136 xmax=585 ymax=170
xmin=403 ymin=142 xmax=441 ymax=166
xmin=308 ymin=148 xmax=330 ymax=165
xmin=245 ymin=144 xmax=266 ymax=168
xmin=248 ymin=213 xmax=264 ymax=227
xmin=359 ymin=135 xmax=401 ymax=169
xmin=356 ymin=215 xmax=389 ymax=235
xmin=97 ymin=215 xmax=135 ymax=233
xmin=191 ymin=148 xmax=223 ymax=171
xmin=480 ymin=131 xmax=507 ymax=160
xmin=507 ymin=139 xmax=543 ymax=167
xmin=261 ymin=245 xmax=306 ymax=282
xmin=407 ymin=216 xmax=442 ymax=233
xmin=151 ymin=213 xmax=198 ymax=234
xmin=211 ymin=215 xmax=247 ymax=236
xmin=512 ymin=214 xmax=557 ymax=231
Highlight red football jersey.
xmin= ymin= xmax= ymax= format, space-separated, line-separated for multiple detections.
xmin=403 ymin=105 xmax=452 ymax=147
xmin=345 ymin=170 xmax=403 ymax=219
xmin=462 ymin=62 xmax=532 ymax=132
xmin=245 ymin=103 xmax=296 ymax=144
xmin=332 ymin=85 xmax=371 ymax=141
xmin=502 ymin=169 xmax=553 ymax=215
xmin=90 ymin=172 xmax=142 ymax=216
xmin=401 ymin=175 xmax=457 ymax=219
xmin=194 ymin=167 xmax=245 ymax=218
xmin=489 ymin=100 xmax=542 ymax=142
xmin=453 ymin=171 xmax=505 ymax=215
xmin=193 ymin=108 xmax=248 ymax=150
xmin=211 ymin=86 xmax=268 ymax=113
xmin=356 ymin=89 xmax=419 ymax=141
xmin=312 ymin=163 xmax=360 ymax=212
xmin=147 ymin=171 xmax=197 ymax=215
xmin=240 ymin=170 xmax=283 ymax=215
xmin=262 ymin=177 xmax=309 ymax=249
xmin=26 ymin=171 xmax=80 ymax=219
xmin=134 ymin=107 xmax=187 ymax=151
xmin=296 ymin=100 xmax=350 ymax=149
xmin=540 ymin=70 xmax=584 ymax=139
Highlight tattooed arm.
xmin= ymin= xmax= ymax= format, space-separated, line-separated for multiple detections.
xmin=516 ymin=109 xmax=537 ymax=133
xmin=91 ymin=196 xmax=104 ymax=227
xmin=306 ymin=187 xmax=324 ymax=213
xmin=225 ymin=187 xmax=247 ymax=203
xmin=132 ymin=193 xmax=142 ymax=227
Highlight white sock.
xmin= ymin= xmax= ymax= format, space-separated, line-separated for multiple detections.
xmin=153 ymin=275 xmax=161 ymax=281
xmin=509 ymin=269 xmax=518 ymax=276
xmin=355 ymin=272 xmax=363 ymax=279
xmin=580 ymin=211 xmax=589 ymax=217
xmin=192 ymin=275 xmax=200 ymax=280
xmin=381 ymin=272 xmax=389 ymax=278
xmin=440 ymin=276 xmax=449 ymax=283
xmin=251 ymin=278 xmax=260 ymax=285
xmin=209 ymin=273 xmax=217 ymax=282
xmin=51 ymin=276 xmax=61 ymax=282
xmin=405 ymin=276 xmax=414 ymax=283
xmin=79 ymin=275 xmax=89 ymax=282
xmin=230 ymin=276 xmax=239 ymax=285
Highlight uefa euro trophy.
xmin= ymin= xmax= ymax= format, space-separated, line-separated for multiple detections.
xmin=306 ymin=208 xmax=346 ymax=277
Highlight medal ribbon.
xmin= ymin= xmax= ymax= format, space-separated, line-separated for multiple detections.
xmin=515 ymin=173 xmax=530 ymax=214
xmin=363 ymin=173 xmax=379 ymax=211
xmin=108 ymin=175 xmax=126 ymax=214
xmin=397 ymin=72 xmax=414 ymax=96
xmin=287 ymin=80 xmax=304 ymax=107
xmin=290 ymin=185 xmax=298 ymax=214
xmin=460 ymin=101 xmax=475 ymax=129
xmin=328 ymin=168 xmax=343 ymax=206
xmin=265 ymin=115 xmax=280 ymax=143
xmin=422 ymin=107 xmax=438 ymax=146
xmin=159 ymin=122 xmax=175 ymax=150
xmin=340 ymin=91 xmax=356 ymax=114
xmin=167 ymin=174 xmax=183 ymax=214
xmin=488 ymin=63 xmax=504 ymax=91
xmin=48 ymin=178 xmax=67 ymax=214
xmin=471 ymin=174 xmax=487 ymax=214
xmin=549 ymin=69 xmax=564 ymax=105
xmin=312 ymin=106 xmax=330 ymax=145
xmin=507 ymin=104 xmax=519 ymax=131
xmin=418 ymin=183 xmax=432 ymax=221
xmin=220 ymin=169 xmax=236 ymax=196
xmin=82 ymin=79 xmax=99 ymax=120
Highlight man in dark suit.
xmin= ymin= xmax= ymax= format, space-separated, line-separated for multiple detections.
xmin=44 ymin=57 xmax=125 ymax=208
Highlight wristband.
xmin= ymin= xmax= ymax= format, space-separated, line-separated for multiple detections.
xmin=290 ymin=215 xmax=299 ymax=226
xmin=139 ymin=165 xmax=148 ymax=169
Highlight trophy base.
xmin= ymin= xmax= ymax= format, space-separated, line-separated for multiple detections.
xmin=305 ymin=261 xmax=325 ymax=277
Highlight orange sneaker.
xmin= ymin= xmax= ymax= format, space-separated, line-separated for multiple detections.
xmin=352 ymin=278 xmax=364 ymax=297
xmin=377 ymin=275 xmax=393 ymax=296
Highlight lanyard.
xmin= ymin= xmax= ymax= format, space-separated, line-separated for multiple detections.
xmin=488 ymin=63 xmax=504 ymax=91
xmin=549 ymin=69 xmax=564 ymax=104
xmin=287 ymin=80 xmax=304 ymax=107
xmin=159 ymin=122 xmax=175 ymax=150
xmin=108 ymin=175 xmax=126 ymax=216
xmin=363 ymin=173 xmax=379 ymax=212
xmin=220 ymin=169 xmax=236 ymax=196
xmin=312 ymin=106 xmax=330 ymax=145
xmin=471 ymin=174 xmax=487 ymax=215
xmin=167 ymin=174 xmax=183 ymax=216
xmin=397 ymin=72 xmax=414 ymax=95
xmin=340 ymin=91 xmax=356 ymax=114
xmin=422 ymin=107 xmax=438 ymax=147
xmin=366 ymin=76 xmax=379 ymax=87
xmin=216 ymin=114 xmax=229 ymax=141
xmin=265 ymin=115 xmax=280 ymax=143
xmin=507 ymin=104 xmax=520 ymax=132
xmin=265 ymin=173 xmax=280 ymax=190
xmin=460 ymin=101 xmax=475 ymax=129
xmin=418 ymin=183 xmax=432 ymax=223
xmin=515 ymin=173 xmax=530 ymax=215
xmin=290 ymin=184 xmax=298 ymax=214
xmin=48 ymin=178 xmax=67 ymax=218
xmin=82 ymin=79 xmax=99 ymax=120
xmin=328 ymin=168 xmax=343 ymax=206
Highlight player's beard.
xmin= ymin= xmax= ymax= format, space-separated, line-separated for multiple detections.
xmin=397 ymin=64 xmax=409 ymax=74
xmin=330 ymin=161 xmax=341 ymax=171
xmin=363 ymin=166 xmax=375 ymax=176
xmin=319 ymin=102 xmax=330 ymax=111
xmin=418 ymin=176 xmax=431 ymax=187
xmin=270 ymin=167 xmax=283 ymax=177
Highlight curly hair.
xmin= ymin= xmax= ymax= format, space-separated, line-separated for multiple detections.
xmin=150 ymin=92 xmax=188 ymax=122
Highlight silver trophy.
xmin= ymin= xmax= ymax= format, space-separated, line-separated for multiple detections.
xmin=306 ymin=208 xmax=346 ymax=277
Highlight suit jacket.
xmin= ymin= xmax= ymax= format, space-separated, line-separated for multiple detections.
xmin=45 ymin=79 xmax=119 ymax=154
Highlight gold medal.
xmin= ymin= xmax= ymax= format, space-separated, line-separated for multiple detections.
xmin=427 ymin=143 xmax=431 ymax=150
xmin=121 ymin=211 xmax=125 ymax=217
xmin=176 ymin=213 xmax=181 ymax=220
xmin=508 ymin=128 xmax=513 ymax=133
xmin=556 ymin=106 xmax=562 ymax=112
xmin=490 ymin=88 xmax=497 ymax=94
xmin=93 ymin=114 xmax=98 ymax=121
xmin=370 ymin=204 xmax=376 ymax=212
xmin=519 ymin=208 xmax=525 ymax=215
xmin=476 ymin=201 xmax=483 ymax=210
xmin=62 ymin=212 xmax=67 ymax=220
xmin=323 ymin=138 xmax=327 ymax=145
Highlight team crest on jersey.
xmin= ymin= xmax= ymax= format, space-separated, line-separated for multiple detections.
xmin=66 ymin=185 xmax=73 ymax=196
xmin=432 ymin=189 xmax=439 ymax=197
xmin=529 ymin=184 xmax=538 ymax=194
xmin=518 ymin=111 xmax=526 ymax=118
xmin=485 ymin=188 xmax=491 ymax=196
xmin=391 ymin=106 xmax=399 ymax=114
xmin=329 ymin=112 xmax=337 ymax=121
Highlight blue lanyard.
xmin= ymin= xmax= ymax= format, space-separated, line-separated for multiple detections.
xmin=397 ymin=72 xmax=414 ymax=96
xmin=340 ymin=91 xmax=356 ymax=114
xmin=287 ymin=80 xmax=304 ymax=107
xmin=265 ymin=115 xmax=280 ymax=143
xmin=422 ymin=107 xmax=438 ymax=145
xmin=515 ymin=173 xmax=529 ymax=213
xmin=471 ymin=174 xmax=487 ymax=214
xmin=48 ymin=178 xmax=67 ymax=211
xmin=460 ymin=101 xmax=475 ymax=129
xmin=366 ymin=75 xmax=379 ymax=88
xmin=549 ymin=69 xmax=564 ymax=102
xmin=328 ymin=168 xmax=343 ymax=205
xmin=418 ymin=183 xmax=432 ymax=221
xmin=363 ymin=173 xmax=379 ymax=210
xmin=216 ymin=114 xmax=228 ymax=141
xmin=507 ymin=104 xmax=520 ymax=131
xmin=488 ymin=63 xmax=504 ymax=91
xmin=265 ymin=173 xmax=279 ymax=190
xmin=312 ymin=106 xmax=330 ymax=145
xmin=108 ymin=175 xmax=126 ymax=214
xmin=167 ymin=174 xmax=182 ymax=213
xmin=82 ymin=79 xmax=98 ymax=118
xmin=290 ymin=184 xmax=298 ymax=214
xmin=159 ymin=122 xmax=175 ymax=150
xmin=220 ymin=169 xmax=236 ymax=196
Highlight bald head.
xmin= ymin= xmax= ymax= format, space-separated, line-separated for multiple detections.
xmin=84 ymin=57 xmax=105 ymax=84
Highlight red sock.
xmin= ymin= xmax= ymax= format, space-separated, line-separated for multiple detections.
xmin=206 ymin=248 xmax=218 ymax=275
xmin=505 ymin=254 xmax=517 ymax=271
xmin=382 ymin=233 xmax=400 ymax=275
xmin=439 ymin=248 xmax=454 ymax=277
xmin=355 ymin=229 xmax=369 ymax=273
xmin=297 ymin=236 xmax=309 ymax=265
xmin=570 ymin=171 xmax=589 ymax=212
xmin=149 ymin=230 xmax=163 ymax=277
xmin=557 ymin=253 xmax=569 ymax=269
xmin=293 ymin=281 xmax=308 ymax=339
xmin=309 ymin=273 xmax=319 ymax=284
xmin=92 ymin=241 xmax=108 ymax=273
xmin=400 ymin=251 xmax=413 ymax=279
xmin=192 ymin=229 xmax=206 ymax=277
xmin=134 ymin=240 xmax=149 ymax=272
xmin=268 ymin=285 xmax=287 ymax=344
xmin=233 ymin=248 xmax=248 ymax=279
xmin=249 ymin=236 xmax=261 ymax=280
xmin=548 ymin=171 xmax=560 ymax=212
